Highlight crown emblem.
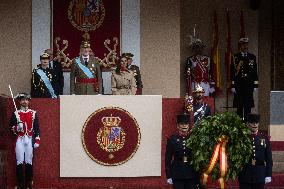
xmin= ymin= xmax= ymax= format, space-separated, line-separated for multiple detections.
xmin=101 ymin=114 xmax=121 ymax=127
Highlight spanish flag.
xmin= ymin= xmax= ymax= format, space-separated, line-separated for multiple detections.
xmin=211 ymin=11 xmax=221 ymax=94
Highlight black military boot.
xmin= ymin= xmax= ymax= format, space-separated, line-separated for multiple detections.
xmin=16 ymin=164 xmax=24 ymax=189
xmin=25 ymin=164 xmax=33 ymax=189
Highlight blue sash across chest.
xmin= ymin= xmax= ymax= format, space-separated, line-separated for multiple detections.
xmin=75 ymin=58 xmax=94 ymax=78
xmin=36 ymin=69 xmax=57 ymax=98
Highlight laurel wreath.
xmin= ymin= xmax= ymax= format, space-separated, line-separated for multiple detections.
xmin=187 ymin=112 xmax=253 ymax=180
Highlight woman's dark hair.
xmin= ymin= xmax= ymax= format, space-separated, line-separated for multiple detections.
xmin=115 ymin=57 xmax=122 ymax=74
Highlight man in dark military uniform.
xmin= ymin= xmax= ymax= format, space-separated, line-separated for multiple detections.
xmin=122 ymin=53 xmax=143 ymax=95
xmin=231 ymin=38 xmax=258 ymax=120
xmin=70 ymin=40 xmax=103 ymax=95
xmin=165 ymin=114 xmax=198 ymax=189
xmin=31 ymin=53 xmax=57 ymax=98
xmin=193 ymin=85 xmax=211 ymax=125
xmin=44 ymin=48 xmax=64 ymax=95
xmin=238 ymin=113 xmax=273 ymax=189
xmin=9 ymin=93 xmax=40 ymax=189
xmin=186 ymin=37 xmax=215 ymax=96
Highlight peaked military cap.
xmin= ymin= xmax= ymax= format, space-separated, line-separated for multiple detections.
xmin=176 ymin=114 xmax=190 ymax=124
xmin=121 ymin=53 xmax=134 ymax=58
xmin=40 ymin=52 xmax=50 ymax=60
xmin=15 ymin=92 xmax=31 ymax=100
xmin=239 ymin=37 xmax=249 ymax=43
xmin=246 ymin=113 xmax=260 ymax=123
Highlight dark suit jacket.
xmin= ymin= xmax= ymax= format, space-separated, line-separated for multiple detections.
xmin=50 ymin=60 xmax=64 ymax=95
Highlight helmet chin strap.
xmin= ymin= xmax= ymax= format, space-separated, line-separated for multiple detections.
xmin=178 ymin=128 xmax=189 ymax=136
xmin=250 ymin=128 xmax=258 ymax=134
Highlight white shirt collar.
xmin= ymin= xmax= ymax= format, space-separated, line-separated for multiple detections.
xmin=19 ymin=106 xmax=29 ymax=112
xmin=82 ymin=55 xmax=90 ymax=60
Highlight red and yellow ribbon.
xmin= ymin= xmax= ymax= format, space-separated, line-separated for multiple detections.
xmin=201 ymin=135 xmax=228 ymax=189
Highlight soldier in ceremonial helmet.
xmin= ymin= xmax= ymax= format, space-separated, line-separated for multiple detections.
xmin=192 ymin=85 xmax=211 ymax=125
xmin=70 ymin=40 xmax=102 ymax=95
xmin=165 ymin=114 xmax=198 ymax=189
xmin=238 ymin=113 xmax=273 ymax=189
xmin=186 ymin=37 xmax=215 ymax=96
xmin=231 ymin=37 xmax=258 ymax=120
xmin=9 ymin=93 xmax=40 ymax=189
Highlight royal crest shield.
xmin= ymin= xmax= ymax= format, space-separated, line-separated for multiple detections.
xmin=82 ymin=107 xmax=141 ymax=166
xmin=68 ymin=0 xmax=105 ymax=32
xmin=97 ymin=117 xmax=126 ymax=152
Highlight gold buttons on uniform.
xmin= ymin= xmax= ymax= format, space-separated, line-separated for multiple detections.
xmin=183 ymin=156 xmax=188 ymax=163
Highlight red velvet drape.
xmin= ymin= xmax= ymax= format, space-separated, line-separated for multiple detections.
xmin=53 ymin=0 xmax=121 ymax=59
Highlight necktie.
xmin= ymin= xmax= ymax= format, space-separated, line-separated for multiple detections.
xmin=84 ymin=58 xmax=88 ymax=66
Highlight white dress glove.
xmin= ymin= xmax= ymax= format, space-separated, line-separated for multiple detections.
xmin=209 ymin=87 xmax=215 ymax=93
xmin=265 ymin=177 xmax=271 ymax=184
xmin=167 ymin=178 xmax=173 ymax=185
xmin=34 ymin=143 xmax=40 ymax=149
xmin=231 ymin=88 xmax=236 ymax=93
xmin=17 ymin=122 xmax=24 ymax=131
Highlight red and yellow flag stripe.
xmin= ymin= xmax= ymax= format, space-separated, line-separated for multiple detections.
xmin=202 ymin=135 xmax=228 ymax=189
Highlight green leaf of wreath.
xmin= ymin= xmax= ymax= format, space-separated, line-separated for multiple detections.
xmin=186 ymin=112 xmax=253 ymax=181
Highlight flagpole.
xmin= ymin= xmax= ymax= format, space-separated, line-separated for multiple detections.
xmin=225 ymin=9 xmax=232 ymax=111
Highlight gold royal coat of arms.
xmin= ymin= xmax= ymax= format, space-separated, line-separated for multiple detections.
xmin=68 ymin=0 xmax=105 ymax=33
xmin=82 ymin=107 xmax=141 ymax=166
xmin=97 ymin=116 xmax=126 ymax=153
